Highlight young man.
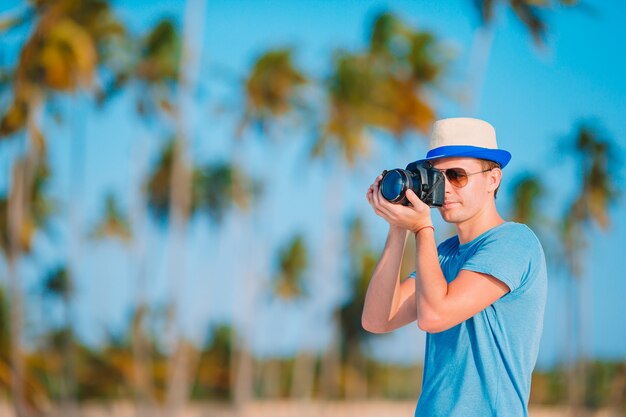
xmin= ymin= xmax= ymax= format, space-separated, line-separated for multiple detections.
xmin=363 ymin=117 xmax=547 ymax=416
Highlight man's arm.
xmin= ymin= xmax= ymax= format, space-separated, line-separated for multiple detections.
xmin=361 ymin=226 xmax=418 ymax=334
xmin=365 ymin=177 xmax=509 ymax=334
xmin=413 ymin=228 xmax=509 ymax=333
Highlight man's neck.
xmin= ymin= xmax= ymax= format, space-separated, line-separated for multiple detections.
xmin=456 ymin=206 xmax=506 ymax=244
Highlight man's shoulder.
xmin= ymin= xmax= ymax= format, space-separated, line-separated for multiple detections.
xmin=486 ymin=222 xmax=541 ymax=247
xmin=482 ymin=222 xmax=547 ymax=274
xmin=470 ymin=222 xmax=545 ymax=266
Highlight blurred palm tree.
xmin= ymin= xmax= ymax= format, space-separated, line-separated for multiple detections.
xmin=87 ymin=193 xmax=143 ymax=406
xmin=100 ymin=7 xmax=253 ymax=411
xmin=315 ymin=11 xmax=447 ymax=399
xmin=41 ymin=265 xmax=75 ymax=405
xmin=0 ymin=161 xmax=53 ymax=254
xmin=0 ymin=159 xmax=52 ymax=416
xmin=467 ymin=0 xmax=578 ymax=113
xmin=474 ymin=0 xmax=580 ymax=40
xmin=145 ymin=137 xmax=257 ymax=410
xmin=148 ymin=5 xmax=209 ymax=413
xmin=338 ymin=217 xmax=379 ymax=398
xmin=317 ymin=12 xmax=445 ymax=165
xmin=508 ymin=172 xmax=565 ymax=277
xmin=89 ymin=193 xmax=132 ymax=242
xmin=509 ymin=173 xmax=546 ymax=227
xmin=475 ymin=0 xmax=546 ymax=44
xmin=1 ymin=2 xmax=123 ymax=415
xmin=147 ymin=139 xmax=256 ymax=225
xmin=193 ymin=324 xmax=233 ymax=400
xmin=43 ymin=267 xmax=73 ymax=323
xmin=1 ymin=0 xmax=124 ymax=135
xmin=239 ymin=49 xmax=307 ymax=136
xmin=0 ymin=287 xmax=13 ymax=395
xmin=97 ymin=18 xmax=180 ymax=117
xmin=98 ymin=14 xmax=225 ymax=414
xmin=265 ymin=235 xmax=310 ymax=398
xmin=231 ymin=47 xmax=307 ymax=406
xmin=560 ymin=123 xmax=620 ymax=415
xmin=562 ymin=124 xmax=619 ymax=261
xmin=251 ymin=235 xmax=309 ymax=399
xmin=96 ymin=17 xmax=184 ymax=415
xmin=272 ymin=235 xmax=308 ymax=300
xmin=75 ymin=338 xmax=133 ymax=401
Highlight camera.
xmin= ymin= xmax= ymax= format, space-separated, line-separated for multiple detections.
xmin=380 ymin=161 xmax=445 ymax=207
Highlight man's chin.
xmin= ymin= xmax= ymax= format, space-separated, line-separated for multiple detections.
xmin=438 ymin=208 xmax=459 ymax=224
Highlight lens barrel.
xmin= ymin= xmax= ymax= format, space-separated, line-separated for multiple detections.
xmin=381 ymin=169 xmax=415 ymax=205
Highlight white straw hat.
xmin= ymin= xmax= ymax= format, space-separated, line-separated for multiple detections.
xmin=418 ymin=117 xmax=512 ymax=168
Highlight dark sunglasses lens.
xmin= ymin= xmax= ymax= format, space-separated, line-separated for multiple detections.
xmin=446 ymin=168 xmax=468 ymax=187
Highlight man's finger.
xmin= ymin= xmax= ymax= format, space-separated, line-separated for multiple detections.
xmin=406 ymin=189 xmax=428 ymax=210
xmin=373 ymin=188 xmax=395 ymax=218
xmin=405 ymin=189 xmax=417 ymax=203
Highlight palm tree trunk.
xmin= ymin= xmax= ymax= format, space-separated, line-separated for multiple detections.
xmin=320 ymin=314 xmax=341 ymax=399
xmin=609 ymin=363 xmax=625 ymax=417
xmin=132 ymin=309 xmax=155 ymax=417
xmin=574 ymin=274 xmax=588 ymax=417
xmin=163 ymin=0 xmax=207 ymax=414
xmin=60 ymin=92 xmax=86 ymax=417
xmin=575 ymin=274 xmax=592 ymax=417
xmin=130 ymin=134 xmax=156 ymax=417
xmin=162 ymin=117 xmax=192 ymax=417
xmin=165 ymin=342 xmax=202 ymax=416
xmin=465 ymin=23 xmax=495 ymax=115
xmin=230 ymin=208 xmax=258 ymax=410
xmin=7 ymin=97 xmax=45 ymax=417
xmin=8 ymin=100 xmax=46 ymax=414
xmin=289 ymin=302 xmax=318 ymax=400
xmin=228 ymin=103 xmax=277 ymax=411
xmin=318 ymin=161 xmax=346 ymax=400
xmin=568 ymin=277 xmax=585 ymax=417
xmin=344 ymin=343 xmax=367 ymax=400
xmin=289 ymin=351 xmax=316 ymax=400
xmin=260 ymin=359 xmax=282 ymax=398
xmin=61 ymin=294 xmax=77 ymax=417
xmin=232 ymin=342 xmax=254 ymax=409
xmin=566 ymin=276 xmax=577 ymax=415
xmin=7 ymin=160 xmax=28 ymax=417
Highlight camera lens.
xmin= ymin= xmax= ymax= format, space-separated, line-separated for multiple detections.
xmin=380 ymin=170 xmax=406 ymax=202
xmin=378 ymin=162 xmax=444 ymax=207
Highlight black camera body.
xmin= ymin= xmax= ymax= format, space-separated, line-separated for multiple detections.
xmin=380 ymin=161 xmax=445 ymax=207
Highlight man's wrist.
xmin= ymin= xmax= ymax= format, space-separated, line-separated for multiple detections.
xmin=413 ymin=224 xmax=435 ymax=237
xmin=388 ymin=225 xmax=411 ymax=240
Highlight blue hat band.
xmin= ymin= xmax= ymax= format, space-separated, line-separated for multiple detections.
xmin=420 ymin=145 xmax=512 ymax=168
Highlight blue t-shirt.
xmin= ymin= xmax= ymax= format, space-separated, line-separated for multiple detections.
xmin=411 ymin=222 xmax=547 ymax=417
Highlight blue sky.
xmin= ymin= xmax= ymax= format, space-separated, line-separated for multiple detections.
xmin=2 ymin=0 xmax=626 ymax=368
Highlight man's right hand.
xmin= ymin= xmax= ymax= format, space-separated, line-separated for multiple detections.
xmin=366 ymin=175 xmax=433 ymax=233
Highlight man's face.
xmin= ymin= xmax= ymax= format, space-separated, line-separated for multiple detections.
xmin=431 ymin=157 xmax=500 ymax=225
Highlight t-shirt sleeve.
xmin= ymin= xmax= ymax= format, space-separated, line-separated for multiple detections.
xmin=461 ymin=225 xmax=538 ymax=292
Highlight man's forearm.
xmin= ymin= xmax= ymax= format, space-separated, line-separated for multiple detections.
xmin=362 ymin=226 xmax=409 ymax=332
xmin=414 ymin=228 xmax=448 ymax=331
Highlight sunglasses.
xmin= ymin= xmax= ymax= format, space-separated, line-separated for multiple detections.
xmin=437 ymin=167 xmax=494 ymax=188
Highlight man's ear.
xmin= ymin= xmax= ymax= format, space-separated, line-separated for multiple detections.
xmin=487 ymin=168 xmax=502 ymax=192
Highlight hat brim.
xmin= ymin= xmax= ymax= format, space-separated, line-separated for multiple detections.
xmin=417 ymin=145 xmax=511 ymax=168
